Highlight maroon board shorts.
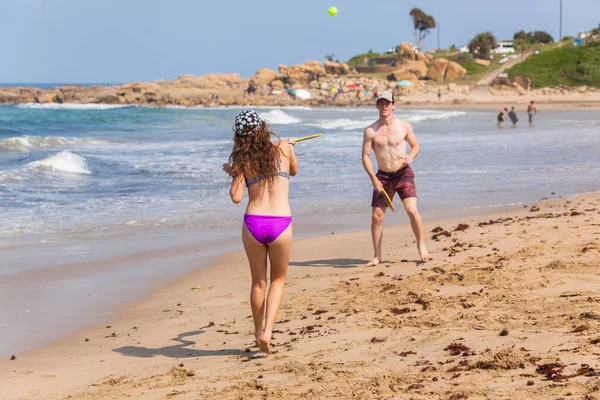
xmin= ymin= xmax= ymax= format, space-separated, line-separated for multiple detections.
xmin=371 ymin=166 xmax=417 ymax=208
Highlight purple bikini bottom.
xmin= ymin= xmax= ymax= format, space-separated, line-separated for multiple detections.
xmin=244 ymin=214 xmax=292 ymax=245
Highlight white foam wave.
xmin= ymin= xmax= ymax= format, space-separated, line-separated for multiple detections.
xmin=0 ymin=135 xmax=105 ymax=152
xmin=17 ymin=103 xmax=130 ymax=110
xmin=260 ymin=110 xmax=301 ymax=125
xmin=401 ymin=111 xmax=467 ymax=122
xmin=218 ymin=105 xmax=312 ymax=111
xmin=307 ymin=118 xmax=371 ymax=131
xmin=26 ymin=151 xmax=91 ymax=175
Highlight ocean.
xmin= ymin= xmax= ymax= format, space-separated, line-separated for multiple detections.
xmin=1 ymin=103 xmax=599 ymax=357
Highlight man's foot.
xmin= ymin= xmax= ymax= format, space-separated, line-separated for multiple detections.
xmin=418 ymin=246 xmax=432 ymax=262
xmin=365 ymin=257 xmax=381 ymax=267
xmin=258 ymin=335 xmax=271 ymax=353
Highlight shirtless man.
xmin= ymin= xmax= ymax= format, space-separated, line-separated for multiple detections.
xmin=362 ymin=91 xmax=431 ymax=265
xmin=527 ymin=101 xmax=537 ymax=126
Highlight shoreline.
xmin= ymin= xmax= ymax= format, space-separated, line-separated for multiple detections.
xmin=4 ymin=98 xmax=600 ymax=113
xmin=1 ymin=191 xmax=599 ymax=399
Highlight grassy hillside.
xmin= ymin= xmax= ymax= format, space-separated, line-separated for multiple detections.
xmin=347 ymin=51 xmax=386 ymax=68
xmin=508 ymin=42 xmax=600 ymax=88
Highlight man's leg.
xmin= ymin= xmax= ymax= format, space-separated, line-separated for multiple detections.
xmin=366 ymin=206 xmax=386 ymax=266
xmin=401 ymin=197 xmax=431 ymax=262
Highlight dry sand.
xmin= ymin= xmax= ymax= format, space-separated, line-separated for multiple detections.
xmin=1 ymin=193 xmax=599 ymax=400
xmin=395 ymin=89 xmax=600 ymax=112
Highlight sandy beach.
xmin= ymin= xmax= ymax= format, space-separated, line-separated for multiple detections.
xmin=1 ymin=192 xmax=598 ymax=400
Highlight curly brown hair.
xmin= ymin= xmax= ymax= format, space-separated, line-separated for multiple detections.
xmin=228 ymin=121 xmax=284 ymax=188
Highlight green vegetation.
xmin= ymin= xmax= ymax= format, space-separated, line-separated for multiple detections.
xmin=449 ymin=53 xmax=486 ymax=75
xmin=347 ymin=50 xmax=381 ymax=68
xmin=468 ymin=32 xmax=497 ymax=59
xmin=514 ymin=30 xmax=554 ymax=44
xmin=508 ymin=42 xmax=600 ymax=88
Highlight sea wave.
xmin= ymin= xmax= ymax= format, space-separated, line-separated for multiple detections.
xmin=306 ymin=118 xmax=371 ymax=131
xmin=401 ymin=111 xmax=467 ymax=122
xmin=260 ymin=110 xmax=302 ymax=125
xmin=0 ymin=135 xmax=106 ymax=152
xmin=17 ymin=103 xmax=131 ymax=110
xmin=25 ymin=151 xmax=92 ymax=175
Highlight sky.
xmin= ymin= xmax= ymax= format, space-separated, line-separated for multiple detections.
xmin=1 ymin=0 xmax=599 ymax=83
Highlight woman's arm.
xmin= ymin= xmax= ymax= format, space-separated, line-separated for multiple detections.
xmin=229 ymin=174 xmax=245 ymax=204
xmin=286 ymin=140 xmax=298 ymax=176
xmin=224 ymin=163 xmax=245 ymax=204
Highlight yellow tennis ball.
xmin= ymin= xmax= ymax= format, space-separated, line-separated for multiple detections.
xmin=328 ymin=6 xmax=337 ymax=16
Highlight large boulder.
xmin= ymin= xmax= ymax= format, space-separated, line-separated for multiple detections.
xmin=397 ymin=42 xmax=416 ymax=61
xmin=248 ymin=68 xmax=278 ymax=92
xmin=475 ymin=58 xmax=491 ymax=67
xmin=34 ymin=90 xmax=63 ymax=103
xmin=279 ymin=61 xmax=326 ymax=85
xmin=513 ymin=76 xmax=531 ymax=91
xmin=426 ymin=59 xmax=466 ymax=81
xmin=324 ymin=61 xmax=350 ymax=75
xmin=426 ymin=58 xmax=450 ymax=81
xmin=393 ymin=60 xmax=429 ymax=79
xmin=445 ymin=62 xmax=467 ymax=81
xmin=388 ymin=71 xmax=418 ymax=82
xmin=270 ymin=80 xmax=285 ymax=90
xmin=416 ymin=53 xmax=429 ymax=64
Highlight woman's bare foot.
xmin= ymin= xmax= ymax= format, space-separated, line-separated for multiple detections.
xmin=258 ymin=335 xmax=271 ymax=353
xmin=365 ymin=257 xmax=381 ymax=267
xmin=418 ymin=246 xmax=432 ymax=262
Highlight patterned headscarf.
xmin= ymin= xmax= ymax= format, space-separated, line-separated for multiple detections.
xmin=234 ymin=110 xmax=262 ymax=136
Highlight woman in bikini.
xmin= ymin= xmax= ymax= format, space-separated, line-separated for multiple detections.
xmin=223 ymin=110 xmax=298 ymax=354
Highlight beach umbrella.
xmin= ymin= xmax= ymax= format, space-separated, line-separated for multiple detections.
xmin=396 ymin=80 xmax=414 ymax=87
xmin=329 ymin=87 xmax=338 ymax=93
xmin=347 ymin=83 xmax=358 ymax=89
xmin=294 ymin=89 xmax=312 ymax=100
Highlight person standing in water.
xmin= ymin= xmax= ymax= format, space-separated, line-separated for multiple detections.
xmin=497 ymin=109 xmax=506 ymax=129
xmin=508 ymin=106 xmax=519 ymax=128
xmin=527 ymin=101 xmax=537 ymax=126
xmin=223 ymin=110 xmax=298 ymax=353
xmin=362 ymin=91 xmax=431 ymax=265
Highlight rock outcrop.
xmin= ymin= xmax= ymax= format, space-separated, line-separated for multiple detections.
xmin=324 ymin=61 xmax=350 ymax=75
xmin=426 ymin=59 xmax=467 ymax=81
xmin=389 ymin=60 xmax=429 ymax=80
xmin=397 ymin=42 xmax=416 ymax=61
xmin=248 ymin=69 xmax=279 ymax=92
xmin=279 ymin=61 xmax=327 ymax=85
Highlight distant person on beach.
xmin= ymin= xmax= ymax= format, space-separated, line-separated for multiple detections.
xmin=223 ymin=110 xmax=298 ymax=354
xmin=508 ymin=106 xmax=519 ymax=128
xmin=496 ymin=109 xmax=505 ymax=129
xmin=437 ymin=89 xmax=441 ymax=101
xmin=362 ymin=91 xmax=431 ymax=265
xmin=528 ymin=101 xmax=537 ymax=126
